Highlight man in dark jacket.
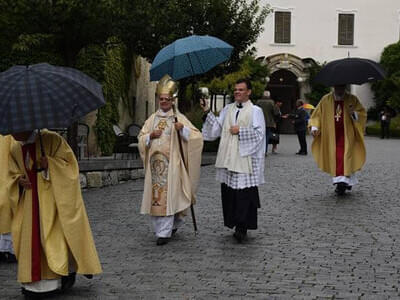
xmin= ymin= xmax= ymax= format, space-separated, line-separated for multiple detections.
xmin=257 ymin=91 xmax=276 ymax=154
xmin=380 ymin=106 xmax=394 ymax=139
xmin=285 ymin=100 xmax=308 ymax=155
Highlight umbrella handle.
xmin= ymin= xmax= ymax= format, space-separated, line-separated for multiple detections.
xmin=35 ymin=129 xmax=46 ymax=173
xmin=38 ymin=129 xmax=45 ymax=157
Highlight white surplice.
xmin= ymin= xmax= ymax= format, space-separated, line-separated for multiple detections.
xmin=202 ymin=102 xmax=266 ymax=189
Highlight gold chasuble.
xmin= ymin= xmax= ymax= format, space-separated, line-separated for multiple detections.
xmin=7 ymin=130 xmax=102 ymax=283
xmin=0 ymin=135 xmax=14 ymax=234
xmin=308 ymin=92 xmax=367 ymax=176
xmin=138 ymin=110 xmax=203 ymax=217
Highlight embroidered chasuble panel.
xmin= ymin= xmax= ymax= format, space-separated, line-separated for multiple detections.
xmin=149 ymin=115 xmax=174 ymax=216
xmin=150 ymin=152 xmax=168 ymax=215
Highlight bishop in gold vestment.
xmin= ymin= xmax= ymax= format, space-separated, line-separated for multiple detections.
xmin=8 ymin=130 xmax=102 ymax=296
xmin=308 ymin=85 xmax=366 ymax=195
xmin=138 ymin=75 xmax=203 ymax=245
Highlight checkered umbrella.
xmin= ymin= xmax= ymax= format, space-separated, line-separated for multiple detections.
xmin=0 ymin=63 xmax=105 ymax=135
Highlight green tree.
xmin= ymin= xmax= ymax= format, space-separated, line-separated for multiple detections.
xmin=0 ymin=0 xmax=270 ymax=151
xmin=117 ymin=0 xmax=270 ymax=67
xmin=371 ymin=41 xmax=400 ymax=113
xmin=204 ymin=55 xmax=269 ymax=101
xmin=0 ymin=0 xmax=116 ymax=67
xmin=304 ymin=61 xmax=330 ymax=106
xmin=116 ymin=0 xmax=270 ymax=112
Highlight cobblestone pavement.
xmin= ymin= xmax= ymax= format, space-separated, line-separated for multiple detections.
xmin=2 ymin=135 xmax=400 ymax=299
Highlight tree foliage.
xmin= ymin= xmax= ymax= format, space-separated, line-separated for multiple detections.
xmin=117 ymin=0 xmax=270 ymax=68
xmin=204 ymin=55 xmax=269 ymax=100
xmin=0 ymin=0 xmax=115 ymax=67
xmin=371 ymin=41 xmax=400 ymax=113
xmin=304 ymin=61 xmax=330 ymax=106
xmin=0 ymin=0 xmax=270 ymax=151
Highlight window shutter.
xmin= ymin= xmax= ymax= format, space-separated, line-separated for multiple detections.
xmin=338 ymin=14 xmax=354 ymax=45
xmin=275 ymin=12 xmax=291 ymax=44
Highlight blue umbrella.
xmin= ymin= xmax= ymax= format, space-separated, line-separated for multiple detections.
xmin=0 ymin=63 xmax=105 ymax=135
xmin=150 ymin=35 xmax=233 ymax=81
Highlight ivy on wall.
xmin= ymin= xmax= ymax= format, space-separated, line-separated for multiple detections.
xmin=76 ymin=40 xmax=131 ymax=155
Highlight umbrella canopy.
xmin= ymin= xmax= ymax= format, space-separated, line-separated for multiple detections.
xmin=313 ymin=57 xmax=385 ymax=86
xmin=150 ymin=35 xmax=233 ymax=81
xmin=0 ymin=63 xmax=105 ymax=135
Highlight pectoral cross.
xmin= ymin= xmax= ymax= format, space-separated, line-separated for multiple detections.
xmin=335 ymin=104 xmax=342 ymax=122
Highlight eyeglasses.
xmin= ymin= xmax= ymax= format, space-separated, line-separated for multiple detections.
xmin=159 ymin=97 xmax=172 ymax=102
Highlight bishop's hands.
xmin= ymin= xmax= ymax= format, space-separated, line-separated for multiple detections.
xmin=174 ymin=122 xmax=184 ymax=131
xmin=150 ymin=129 xmax=162 ymax=140
xmin=19 ymin=175 xmax=32 ymax=189
xmin=311 ymin=129 xmax=320 ymax=137
xmin=39 ymin=156 xmax=48 ymax=170
xmin=348 ymin=104 xmax=355 ymax=115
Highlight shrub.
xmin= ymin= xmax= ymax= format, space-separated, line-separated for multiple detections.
xmin=366 ymin=115 xmax=400 ymax=137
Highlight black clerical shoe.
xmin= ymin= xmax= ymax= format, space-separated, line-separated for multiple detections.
xmin=233 ymin=227 xmax=247 ymax=243
xmin=233 ymin=231 xmax=244 ymax=243
xmin=61 ymin=272 xmax=76 ymax=291
xmin=335 ymin=183 xmax=348 ymax=196
xmin=4 ymin=252 xmax=17 ymax=263
xmin=296 ymin=151 xmax=307 ymax=155
xmin=156 ymin=237 xmax=170 ymax=246
xmin=171 ymin=228 xmax=178 ymax=236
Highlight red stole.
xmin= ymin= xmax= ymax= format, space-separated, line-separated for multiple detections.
xmin=21 ymin=143 xmax=41 ymax=282
xmin=334 ymin=101 xmax=345 ymax=176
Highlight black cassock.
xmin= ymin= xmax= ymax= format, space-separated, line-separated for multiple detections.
xmin=221 ymin=183 xmax=260 ymax=230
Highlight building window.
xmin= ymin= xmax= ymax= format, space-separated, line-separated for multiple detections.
xmin=338 ymin=13 xmax=354 ymax=45
xmin=275 ymin=11 xmax=291 ymax=44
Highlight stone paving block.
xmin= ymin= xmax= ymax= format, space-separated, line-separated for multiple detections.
xmin=86 ymin=171 xmax=102 ymax=188
xmin=101 ymin=171 xmax=119 ymax=186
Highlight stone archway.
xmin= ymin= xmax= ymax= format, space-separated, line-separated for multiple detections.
xmin=258 ymin=53 xmax=314 ymax=133
xmin=268 ymin=69 xmax=299 ymax=133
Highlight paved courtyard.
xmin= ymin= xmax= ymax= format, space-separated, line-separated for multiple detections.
xmin=2 ymin=135 xmax=400 ymax=299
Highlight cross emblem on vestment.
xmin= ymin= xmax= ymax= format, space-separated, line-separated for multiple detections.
xmin=335 ymin=104 xmax=342 ymax=122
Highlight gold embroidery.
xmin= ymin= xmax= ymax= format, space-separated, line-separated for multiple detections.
xmin=156 ymin=119 xmax=168 ymax=131
xmin=150 ymin=152 xmax=169 ymax=215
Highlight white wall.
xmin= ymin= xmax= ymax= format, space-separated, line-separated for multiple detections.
xmin=256 ymin=0 xmax=400 ymax=108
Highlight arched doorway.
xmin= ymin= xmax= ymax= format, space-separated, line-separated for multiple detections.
xmin=267 ymin=69 xmax=299 ymax=133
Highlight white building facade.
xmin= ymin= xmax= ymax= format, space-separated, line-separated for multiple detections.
xmin=255 ymin=0 xmax=400 ymax=130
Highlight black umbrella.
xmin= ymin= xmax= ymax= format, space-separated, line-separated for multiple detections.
xmin=0 ymin=63 xmax=105 ymax=135
xmin=313 ymin=57 xmax=385 ymax=86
